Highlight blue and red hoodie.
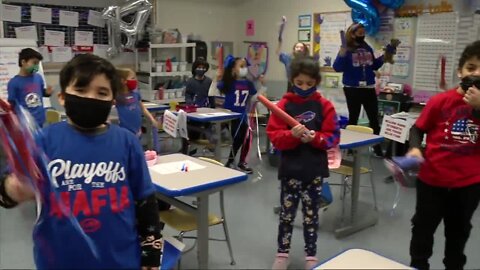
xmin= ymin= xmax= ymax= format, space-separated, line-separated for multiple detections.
xmin=266 ymin=92 xmax=340 ymax=181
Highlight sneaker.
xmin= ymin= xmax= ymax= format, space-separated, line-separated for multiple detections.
xmin=305 ymin=256 xmax=319 ymax=270
xmin=237 ymin=162 xmax=253 ymax=174
xmin=272 ymin=253 xmax=289 ymax=270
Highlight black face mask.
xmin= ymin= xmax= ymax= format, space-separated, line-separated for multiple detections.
xmin=64 ymin=93 xmax=113 ymax=129
xmin=195 ymin=69 xmax=206 ymax=77
xmin=355 ymin=36 xmax=365 ymax=43
xmin=460 ymin=75 xmax=480 ymax=92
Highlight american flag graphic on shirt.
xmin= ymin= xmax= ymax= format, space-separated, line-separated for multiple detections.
xmin=451 ymin=119 xmax=479 ymax=144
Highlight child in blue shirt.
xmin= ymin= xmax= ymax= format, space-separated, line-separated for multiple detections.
xmin=0 ymin=54 xmax=162 ymax=269
xmin=116 ymin=68 xmax=159 ymax=137
xmin=7 ymin=48 xmax=53 ymax=127
xmin=218 ymin=56 xmax=264 ymax=173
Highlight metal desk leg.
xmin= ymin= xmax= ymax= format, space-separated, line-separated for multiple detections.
xmin=214 ymin=122 xmax=222 ymax=161
xmin=350 ymin=149 xmax=361 ymax=222
xmin=145 ymin=119 xmax=154 ymax=150
xmin=334 ymin=147 xmax=379 ymax=238
xmin=196 ymin=194 xmax=209 ymax=269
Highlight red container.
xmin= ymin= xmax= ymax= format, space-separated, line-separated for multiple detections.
xmin=176 ymin=104 xmax=197 ymax=113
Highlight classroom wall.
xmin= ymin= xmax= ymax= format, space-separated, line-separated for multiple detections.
xmin=156 ymin=0 xmax=242 ymax=64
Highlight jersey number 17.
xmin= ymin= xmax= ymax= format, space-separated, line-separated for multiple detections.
xmin=234 ymin=90 xmax=249 ymax=107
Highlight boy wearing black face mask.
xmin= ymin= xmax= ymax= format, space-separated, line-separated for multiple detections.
xmin=185 ymin=57 xmax=214 ymax=108
xmin=7 ymin=48 xmax=53 ymax=127
xmin=406 ymin=40 xmax=480 ymax=270
xmin=0 ymin=54 xmax=162 ymax=269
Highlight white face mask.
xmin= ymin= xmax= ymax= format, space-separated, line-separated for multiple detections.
xmin=238 ymin=67 xmax=248 ymax=78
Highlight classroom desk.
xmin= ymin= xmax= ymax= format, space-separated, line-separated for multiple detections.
xmin=335 ymin=129 xmax=384 ymax=238
xmin=143 ymin=102 xmax=169 ymax=113
xmin=314 ymin=248 xmax=412 ymax=269
xmin=185 ymin=108 xmax=242 ymax=160
xmin=149 ymin=153 xmax=248 ymax=269
xmin=142 ymin=102 xmax=169 ymax=150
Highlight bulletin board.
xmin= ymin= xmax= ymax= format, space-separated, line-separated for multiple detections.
xmin=1 ymin=2 xmax=151 ymax=62
xmin=2 ymin=3 xmax=109 ymax=46
xmin=312 ymin=11 xmax=352 ymax=67
xmin=413 ymin=12 xmax=458 ymax=92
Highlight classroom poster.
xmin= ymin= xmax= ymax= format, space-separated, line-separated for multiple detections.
xmin=314 ymin=12 xmax=352 ymax=67
xmin=31 ymin=6 xmax=52 ymax=24
xmin=59 ymin=10 xmax=79 ymax=27
xmin=14 ymin=25 xmax=38 ymax=41
xmin=1 ymin=4 xmax=21 ymax=23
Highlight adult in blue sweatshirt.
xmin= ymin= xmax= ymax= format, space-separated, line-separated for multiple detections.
xmin=333 ymin=23 xmax=384 ymax=157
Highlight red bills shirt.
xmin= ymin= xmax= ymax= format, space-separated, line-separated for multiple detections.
xmin=416 ymin=89 xmax=480 ymax=188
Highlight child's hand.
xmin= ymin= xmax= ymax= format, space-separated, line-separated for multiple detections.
xmin=406 ymin=147 xmax=423 ymax=160
xmin=291 ymin=124 xmax=307 ymax=138
xmin=463 ymin=86 xmax=480 ymax=109
xmin=45 ymin=85 xmax=54 ymax=96
xmin=300 ymin=130 xmax=315 ymax=143
xmin=152 ymin=119 xmax=161 ymax=129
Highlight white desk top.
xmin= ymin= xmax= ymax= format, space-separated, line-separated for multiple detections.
xmin=339 ymin=129 xmax=384 ymax=149
xmin=315 ymin=249 xmax=412 ymax=269
xmin=149 ymin=154 xmax=248 ymax=196
xmin=186 ymin=108 xmax=242 ymax=123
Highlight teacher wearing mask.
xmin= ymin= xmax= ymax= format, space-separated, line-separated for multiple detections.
xmin=333 ymin=23 xmax=385 ymax=157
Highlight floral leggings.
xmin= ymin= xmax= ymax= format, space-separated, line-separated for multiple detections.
xmin=277 ymin=177 xmax=323 ymax=256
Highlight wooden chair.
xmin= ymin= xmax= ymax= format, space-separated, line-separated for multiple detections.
xmin=158 ymin=157 xmax=235 ymax=268
xmin=330 ymin=125 xmax=378 ymax=220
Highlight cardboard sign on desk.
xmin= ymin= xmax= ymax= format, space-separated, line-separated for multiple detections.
xmin=380 ymin=115 xmax=409 ymax=143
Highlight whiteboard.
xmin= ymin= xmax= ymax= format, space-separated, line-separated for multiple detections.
xmin=0 ymin=38 xmax=46 ymax=100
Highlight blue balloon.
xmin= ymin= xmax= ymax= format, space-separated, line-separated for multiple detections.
xmin=379 ymin=0 xmax=404 ymax=9
xmin=346 ymin=0 xmax=380 ymax=36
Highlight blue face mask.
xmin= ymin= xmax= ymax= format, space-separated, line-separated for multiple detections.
xmin=292 ymin=85 xmax=316 ymax=97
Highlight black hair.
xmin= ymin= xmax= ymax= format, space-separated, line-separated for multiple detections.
xmin=191 ymin=57 xmax=210 ymax=76
xmin=18 ymin=48 xmax=43 ymax=67
xmin=289 ymin=56 xmax=322 ymax=86
xmin=458 ymin=40 xmax=480 ymax=69
xmin=59 ymin=54 xmax=121 ymax=98
xmin=220 ymin=57 xmax=242 ymax=95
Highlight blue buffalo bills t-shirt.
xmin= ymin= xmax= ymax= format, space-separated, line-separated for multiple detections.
xmin=33 ymin=122 xmax=155 ymax=269
xmin=217 ymin=79 xmax=257 ymax=114
xmin=116 ymin=89 xmax=143 ymax=135
xmin=7 ymin=73 xmax=46 ymax=126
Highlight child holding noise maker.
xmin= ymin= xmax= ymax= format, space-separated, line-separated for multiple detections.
xmin=217 ymin=55 xmax=265 ymax=173
xmin=0 ymin=54 xmax=162 ymax=269
xmin=267 ymin=56 xmax=340 ymax=270
xmin=407 ymin=40 xmax=480 ymax=270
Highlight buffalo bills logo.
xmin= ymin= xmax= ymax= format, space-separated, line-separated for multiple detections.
xmin=295 ymin=111 xmax=316 ymax=123
xmin=80 ymin=218 xmax=102 ymax=233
